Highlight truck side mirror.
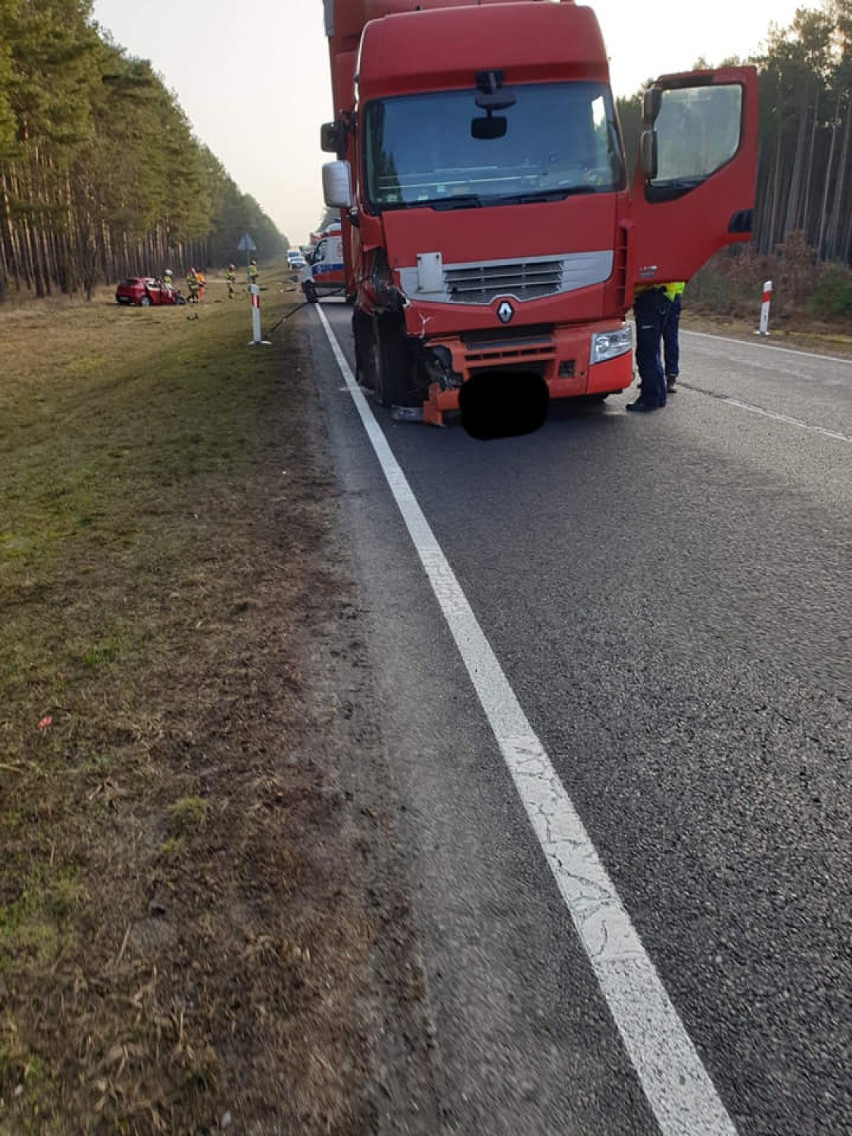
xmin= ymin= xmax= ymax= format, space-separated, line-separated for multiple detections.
xmin=322 ymin=160 xmax=353 ymax=209
xmin=320 ymin=120 xmax=346 ymax=155
xmin=642 ymin=87 xmax=661 ymax=128
xmin=640 ymin=130 xmax=658 ymax=180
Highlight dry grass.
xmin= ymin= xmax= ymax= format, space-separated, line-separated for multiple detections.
xmin=0 ymin=270 xmax=386 ymax=1133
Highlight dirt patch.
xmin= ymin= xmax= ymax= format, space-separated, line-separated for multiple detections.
xmin=0 ymin=278 xmax=436 ymax=1133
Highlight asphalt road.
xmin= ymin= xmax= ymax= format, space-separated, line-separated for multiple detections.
xmin=306 ymin=303 xmax=851 ymax=1136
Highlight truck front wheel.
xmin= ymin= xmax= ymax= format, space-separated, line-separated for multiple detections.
xmin=370 ymin=317 xmax=423 ymax=408
xmin=352 ymin=308 xmax=373 ymax=390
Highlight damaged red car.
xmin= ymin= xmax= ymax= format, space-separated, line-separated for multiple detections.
xmin=115 ymin=277 xmax=185 ymax=306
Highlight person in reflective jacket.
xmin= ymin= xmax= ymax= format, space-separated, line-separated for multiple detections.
xmin=628 ymin=281 xmax=683 ymax=412
xmin=225 ymin=263 xmax=237 ymax=299
xmin=663 ymin=281 xmax=685 ymax=392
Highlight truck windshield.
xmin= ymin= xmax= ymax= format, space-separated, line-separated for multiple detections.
xmin=363 ymin=82 xmax=624 ymax=211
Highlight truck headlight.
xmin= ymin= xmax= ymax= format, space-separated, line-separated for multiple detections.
xmin=590 ymin=325 xmax=632 ymax=364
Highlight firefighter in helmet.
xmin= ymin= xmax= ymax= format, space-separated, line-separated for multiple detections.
xmin=225 ymin=262 xmax=237 ymax=299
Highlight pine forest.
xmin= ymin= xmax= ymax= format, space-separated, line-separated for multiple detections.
xmin=0 ymin=0 xmax=284 ymax=302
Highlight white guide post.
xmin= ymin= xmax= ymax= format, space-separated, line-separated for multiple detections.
xmin=758 ymin=280 xmax=772 ymax=336
xmin=248 ymin=284 xmax=271 ymax=347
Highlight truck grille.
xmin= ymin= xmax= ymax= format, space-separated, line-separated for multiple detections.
xmin=445 ymin=259 xmax=563 ymax=304
xmin=397 ymin=250 xmax=613 ymax=306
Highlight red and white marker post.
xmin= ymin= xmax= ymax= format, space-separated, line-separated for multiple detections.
xmin=758 ymin=280 xmax=772 ymax=336
xmin=248 ymin=283 xmax=271 ymax=347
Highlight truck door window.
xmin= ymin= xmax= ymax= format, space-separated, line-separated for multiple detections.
xmin=648 ymin=84 xmax=742 ymax=199
xmin=363 ymin=82 xmax=624 ymax=211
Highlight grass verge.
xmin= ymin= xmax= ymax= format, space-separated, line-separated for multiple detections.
xmin=0 ymin=271 xmax=380 ymax=1133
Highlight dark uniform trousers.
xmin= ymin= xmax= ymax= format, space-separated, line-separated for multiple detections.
xmin=633 ymin=288 xmax=672 ymax=408
xmin=663 ymin=293 xmax=681 ymax=381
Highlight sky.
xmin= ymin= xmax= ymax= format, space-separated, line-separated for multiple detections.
xmin=91 ymin=0 xmax=820 ymax=248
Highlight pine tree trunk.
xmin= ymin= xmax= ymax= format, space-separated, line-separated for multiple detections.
xmin=784 ymin=86 xmax=810 ymax=236
xmin=816 ymin=93 xmax=842 ymax=260
xmin=825 ymin=92 xmax=851 ymax=261
xmin=766 ymin=127 xmax=784 ymax=252
xmin=801 ymin=96 xmax=820 ymax=241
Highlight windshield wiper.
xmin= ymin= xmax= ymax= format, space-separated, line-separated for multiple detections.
xmin=430 ymin=195 xmax=483 ymax=210
xmin=411 ymin=186 xmax=601 ymax=211
xmin=498 ymin=187 xmax=600 ymax=205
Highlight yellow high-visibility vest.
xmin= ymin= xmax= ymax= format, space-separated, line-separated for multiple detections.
xmin=635 ymin=281 xmax=685 ymax=302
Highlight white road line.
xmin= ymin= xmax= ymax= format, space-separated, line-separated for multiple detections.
xmin=681 ymin=380 xmax=852 ymax=444
xmin=714 ymin=395 xmax=852 ymax=444
xmin=316 ymin=305 xmax=737 ymax=1136
xmin=683 ymin=328 xmax=852 ymax=364
xmin=664 ymin=331 xmax=852 ymax=443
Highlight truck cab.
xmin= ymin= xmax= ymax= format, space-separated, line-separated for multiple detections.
xmin=320 ymin=0 xmax=757 ymax=424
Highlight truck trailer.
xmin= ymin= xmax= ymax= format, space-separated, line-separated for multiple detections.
xmin=320 ymin=0 xmax=757 ymax=426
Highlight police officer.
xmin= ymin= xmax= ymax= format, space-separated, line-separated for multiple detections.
xmin=627 ymin=281 xmax=684 ymax=412
xmin=663 ymin=281 xmax=685 ymax=392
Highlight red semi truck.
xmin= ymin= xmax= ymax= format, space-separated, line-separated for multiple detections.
xmin=320 ymin=0 xmax=757 ymax=425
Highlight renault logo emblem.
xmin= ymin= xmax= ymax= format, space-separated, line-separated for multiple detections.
xmin=496 ymin=300 xmax=514 ymax=324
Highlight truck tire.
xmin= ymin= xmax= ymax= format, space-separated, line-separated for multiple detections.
xmin=352 ymin=307 xmax=373 ymax=390
xmin=370 ymin=316 xmax=423 ymax=408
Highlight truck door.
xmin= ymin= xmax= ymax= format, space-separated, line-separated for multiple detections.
xmin=630 ymin=66 xmax=758 ymax=288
